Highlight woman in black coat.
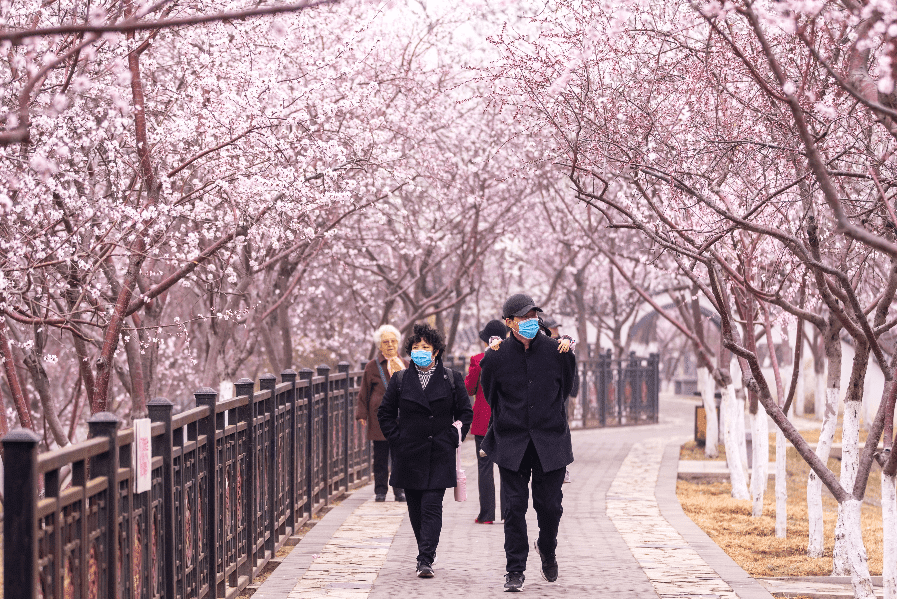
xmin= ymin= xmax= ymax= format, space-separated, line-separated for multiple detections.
xmin=377 ymin=323 xmax=473 ymax=579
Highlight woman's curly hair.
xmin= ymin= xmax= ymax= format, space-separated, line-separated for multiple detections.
xmin=402 ymin=322 xmax=446 ymax=359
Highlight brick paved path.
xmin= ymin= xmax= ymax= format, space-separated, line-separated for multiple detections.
xmin=254 ymin=396 xmax=775 ymax=598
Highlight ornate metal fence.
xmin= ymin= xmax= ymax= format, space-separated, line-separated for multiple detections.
xmin=3 ymin=363 xmax=371 ymax=599
xmin=576 ymin=351 xmax=660 ymax=427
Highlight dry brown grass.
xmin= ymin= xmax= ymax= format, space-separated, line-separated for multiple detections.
xmin=678 ymin=440 xmax=884 ymax=577
xmin=680 ymin=439 xmax=726 ymax=461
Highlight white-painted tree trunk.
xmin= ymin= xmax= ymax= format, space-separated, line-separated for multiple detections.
xmin=840 ymin=499 xmax=876 ymax=598
xmin=833 ymin=401 xmax=863 ymax=576
xmin=776 ymin=428 xmax=787 ymax=537
xmin=815 ymin=368 xmax=827 ymax=420
xmin=736 ymin=392 xmax=749 ymax=476
xmin=751 ymin=410 xmax=769 ymax=516
xmin=698 ymin=367 xmax=719 ymax=458
xmin=881 ymin=471 xmax=897 ymax=599
xmin=795 ymin=365 xmax=805 ymax=417
xmin=807 ymin=386 xmax=839 ymax=557
xmin=723 ymin=384 xmax=750 ymax=499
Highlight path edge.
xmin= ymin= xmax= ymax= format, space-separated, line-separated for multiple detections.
xmin=251 ymin=483 xmax=375 ymax=599
xmin=655 ymin=442 xmax=775 ymax=599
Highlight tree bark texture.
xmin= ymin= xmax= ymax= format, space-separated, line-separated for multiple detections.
xmin=882 ymin=472 xmax=897 ymax=599
xmin=698 ymin=367 xmax=719 ymax=458
xmin=723 ymin=384 xmax=750 ymax=499
xmin=808 ymin=385 xmax=840 ymax=557
xmin=833 ymin=401 xmax=864 ymax=576
xmin=776 ymin=427 xmax=787 ymax=537
xmin=751 ymin=409 xmax=769 ymax=517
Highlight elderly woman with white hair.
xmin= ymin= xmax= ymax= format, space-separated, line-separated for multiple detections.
xmin=356 ymin=324 xmax=408 ymax=501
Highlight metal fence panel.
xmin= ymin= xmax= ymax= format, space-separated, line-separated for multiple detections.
xmin=3 ymin=368 xmax=371 ymax=599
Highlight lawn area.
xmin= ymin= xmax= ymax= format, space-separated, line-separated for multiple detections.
xmin=678 ymin=435 xmax=884 ymax=578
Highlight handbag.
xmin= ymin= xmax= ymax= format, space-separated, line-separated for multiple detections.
xmin=452 ymin=421 xmax=467 ymax=502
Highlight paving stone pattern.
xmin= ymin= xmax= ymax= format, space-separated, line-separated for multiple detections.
xmin=607 ymin=438 xmax=740 ymax=599
xmin=285 ymin=501 xmax=407 ymax=598
xmin=253 ymin=396 xmax=776 ymax=599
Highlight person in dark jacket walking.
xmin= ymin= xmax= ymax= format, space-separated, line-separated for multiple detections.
xmin=540 ymin=314 xmax=578 ymax=484
xmin=480 ymin=294 xmax=576 ymax=592
xmin=356 ymin=325 xmax=408 ymax=502
xmin=465 ymin=319 xmax=508 ymax=524
xmin=378 ymin=323 xmax=473 ymax=579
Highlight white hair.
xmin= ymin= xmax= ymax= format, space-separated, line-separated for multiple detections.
xmin=373 ymin=324 xmax=402 ymax=345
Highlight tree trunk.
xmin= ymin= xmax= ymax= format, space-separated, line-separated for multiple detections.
xmin=698 ymin=367 xmax=719 ymax=458
xmin=808 ymin=384 xmax=840 ymax=556
xmin=751 ymin=408 xmax=769 ymax=516
xmin=776 ymin=427 xmax=787 ymax=537
xmin=723 ymin=384 xmax=750 ymax=499
xmin=736 ymin=390 xmax=750 ymax=481
xmin=833 ymin=399 xmax=865 ymax=575
xmin=841 ymin=498 xmax=876 ymax=598
xmin=882 ymin=471 xmax=897 ymax=599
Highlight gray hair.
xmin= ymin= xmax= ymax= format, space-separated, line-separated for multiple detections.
xmin=373 ymin=324 xmax=402 ymax=346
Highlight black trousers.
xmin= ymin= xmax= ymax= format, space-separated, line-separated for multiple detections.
xmin=405 ymin=488 xmax=446 ymax=565
xmin=474 ymin=435 xmax=502 ymax=522
xmin=372 ymin=440 xmax=402 ymax=496
xmin=499 ymin=441 xmax=565 ymax=573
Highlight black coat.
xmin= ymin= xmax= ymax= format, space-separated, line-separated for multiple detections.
xmin=480 ymin=332 xmax=576 ymax=473
xmin=377 ymin=361 xmax=473 ymax=490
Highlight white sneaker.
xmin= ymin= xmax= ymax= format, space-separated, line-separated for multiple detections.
xmin=563 ymin=469 xmax=572 ymax=484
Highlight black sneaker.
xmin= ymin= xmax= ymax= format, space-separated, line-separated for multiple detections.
xmin=395 ymin=491 xmax=406 ymax=502
xmin=375 ymin=494 xmax=386 ymax=502
xmin=504 ymin=571 xmax=524 ymax=592
xmin=534 ymin=541 xmax=558 ymax=582
xmin=416 ymin=560 xmax=434 ymax=578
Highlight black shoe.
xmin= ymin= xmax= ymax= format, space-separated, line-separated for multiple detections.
xmin=504 ymin=572 xmax=524 ymax=592
xmin=416 ymin=560 xmax=434 ymax=578
xmin=375 ymin=494 xmax=386 ymax=502
xmin=395 ymin=491 xmax=406 ymax=502
xmin=534 ymin=541 xmax=558 ymax=582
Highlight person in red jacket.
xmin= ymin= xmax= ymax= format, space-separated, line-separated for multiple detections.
xmin=465 ymin=319 xmax=508 ymax=524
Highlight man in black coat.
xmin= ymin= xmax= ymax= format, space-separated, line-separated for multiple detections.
xmin=480 ymin=293 xmax=576 ymax=592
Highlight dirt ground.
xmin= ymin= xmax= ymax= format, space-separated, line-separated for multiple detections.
xmin=678 ymin=438 xmax=884 ymax=578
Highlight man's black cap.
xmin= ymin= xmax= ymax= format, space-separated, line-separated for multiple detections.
xmin=502 ymin=293 xmax=543 ymax=319
xmin=541 ymin=314 xmax=561 ymax=329
xmin=479 ymin=319 xmax=508 ymax=343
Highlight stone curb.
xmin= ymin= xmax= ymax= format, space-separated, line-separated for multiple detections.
xmin=251 ymin=482 xmax=375 ymax=599
xmin=656 ymin=442 xmax=775 ymax=599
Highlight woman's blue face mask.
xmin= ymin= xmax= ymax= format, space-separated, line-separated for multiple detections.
xmin=516 ymin=318 xmax=540 ymax=339
xmin=410 ymin=349 xmax=433 ymax=368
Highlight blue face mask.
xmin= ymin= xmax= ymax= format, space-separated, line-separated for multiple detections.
xmin=516 ymin=318 xmax=540 ymax=339
xmin=411 ymin=349 xmax=433 ymax=368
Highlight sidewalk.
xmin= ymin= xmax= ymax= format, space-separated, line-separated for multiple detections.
xmin=253 ymin=395 xmax=775 ymax=598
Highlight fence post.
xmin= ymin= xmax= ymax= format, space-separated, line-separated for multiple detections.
xmin=317 ymin=364 xmax=331 ymax=503
xmin=3 ymin=428 xmax=41 ymax=599
xmin=194 ymin=386 xmax=220 ymax=597
xmin=88 ymin=412 xmax=121 ymax=599
xmin=281 ymin=369 xmax=298 ymax=533
xmin=299 ymin=368 xmax=314 ymax=517
xmin=234 ymin=377 xmax=256 ymax=578
xmin=629 ymin=351 xmax=639 ymax=423
xmin=147 ymin=398 xmax=175 ymax=599
xmin=259 ymin=373 xmax=277 ymax=558
xmin=338 ymin=362 xmax=350 ymax=490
